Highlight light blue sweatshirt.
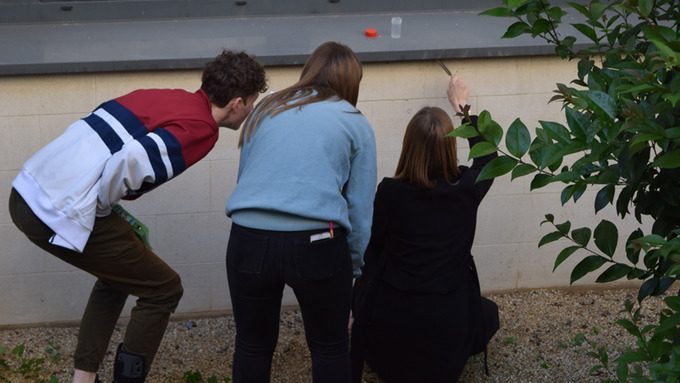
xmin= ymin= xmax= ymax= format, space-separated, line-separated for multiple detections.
xmin=226 ymin=98 xmax=377 ymax=276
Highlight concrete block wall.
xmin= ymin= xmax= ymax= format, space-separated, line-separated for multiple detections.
xmin=0 ymin=56 xmax=645 ymax=326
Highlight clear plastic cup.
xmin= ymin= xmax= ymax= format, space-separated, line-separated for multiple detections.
xmin=391 ymin=16 xmax=402 ymax=39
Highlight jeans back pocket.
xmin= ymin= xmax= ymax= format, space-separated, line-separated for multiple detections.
xmin=294 ymin=236 xmax=350 ymax=281
xmin=227 ymin=225 xmax=269 ymax=274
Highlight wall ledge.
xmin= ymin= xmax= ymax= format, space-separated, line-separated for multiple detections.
xmin=0 ymin=6 xmax=586 ymax=76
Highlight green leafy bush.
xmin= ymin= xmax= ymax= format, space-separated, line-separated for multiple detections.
xmin=468 ymin=0 xmax=679 ymax=381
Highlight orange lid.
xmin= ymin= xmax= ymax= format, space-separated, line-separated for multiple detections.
xmin=364 ymin=28 xmax=378 ymax=38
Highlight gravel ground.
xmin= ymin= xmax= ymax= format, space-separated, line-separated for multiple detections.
xmin=0 ymin=287 xmax=666 ymax=383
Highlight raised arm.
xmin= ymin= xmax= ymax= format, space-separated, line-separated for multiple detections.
xmin=447 ymin=74 xmax=470 ymax=116
xmin=447 ymin=74 xmax=497 ymax=200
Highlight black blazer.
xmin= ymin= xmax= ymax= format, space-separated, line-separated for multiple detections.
xmin=362 ymin=134 xmax=497 ymax=293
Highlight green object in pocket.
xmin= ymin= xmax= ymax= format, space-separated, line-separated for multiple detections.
xmin=112 ymin=204 xmax=151 ymax=248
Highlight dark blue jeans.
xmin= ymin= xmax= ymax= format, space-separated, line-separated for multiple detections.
xmin=226 ymin=223 xmax=353 ymax=383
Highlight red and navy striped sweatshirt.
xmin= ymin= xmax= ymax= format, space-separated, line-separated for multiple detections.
xmin=12 ymin=89 xmax=218 ymax=252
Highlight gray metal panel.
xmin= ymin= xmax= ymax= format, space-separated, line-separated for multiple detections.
xmin=0 ymin=4 xmax=586 ymax=76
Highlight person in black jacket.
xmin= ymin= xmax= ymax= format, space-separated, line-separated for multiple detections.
xmin=350 ymin=74 xmax=499 ymax=383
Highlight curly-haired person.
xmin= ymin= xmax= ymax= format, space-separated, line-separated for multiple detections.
xmin=8 ymin=50 xmax=267 ymax=383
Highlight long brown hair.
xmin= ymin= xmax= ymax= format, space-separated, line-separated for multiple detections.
xmin=394 ymin=107 xmax=460 ymax=188
xmin=239 ymin=41 xmax=363 ymax=146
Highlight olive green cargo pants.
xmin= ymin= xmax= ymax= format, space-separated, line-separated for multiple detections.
xmin=9 ymin=188 xmax=183 ymax=374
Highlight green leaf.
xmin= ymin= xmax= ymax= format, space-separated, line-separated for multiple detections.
xmin=479 ymin=7 xmax=515 ymax=17
xmin=554 ymin=245 xmax=581 ymax=271
xmin=572 ymin=183 xmax=587 ymax=202
xmin=568 ymin=2 xmax=589 ymax=18
xmin=478 ymin=110 xmax=492 ymax=128
xmin=511 ymin=163 xmax=536 ymax=180
xmin=619 ymin=84 xmax=661 ymax=95
xmin=594 ymin=220 xmax=618 ymax=257
xmin=535 ymin=127 xmax=551 ymax=144
xmin=652 ymin=150 xmax=680 ymax=169
xmin=594 ymin=184 xmax=615 ymax=213
xmin=615 ymin=319 xmax=641 ymax=337
xmin=476 ymin=156 xmax=518 ymax=182
xmin=540 ymin=121 xmax=571 ymax=144
xmin=503 ymin=21 xmax=531 ymax=38
xmin=631 ymin=132 xmax=665 ymax=146
xmin=546 ymin=6 xmax=566 ymax=21
xmin=638 ymin=0 xmax=653 ymax=17
xmin=506 ymin=118 xmax=531 ymax=157
xmin=531 ymin=18 xmax=551 ymax=37
xmin=656 ymin=313 xmax=680 ymax=333
xmin=507 ymin=0 xmax=529 ymax=8
xmin=528 ymin=140 xmax=542 ymax=165
xmin=577 ymin=59 xmax=594 ymax=80
xmin=616 ymin=351 xmax=647 ymax=381
xmin=469 ymin=141 xmax=497 ymax=159
xmin=650 ymin=25 xmax=677 ymax=41
xmin=539 ymin=230 xmax=564 ymax=248
xmin=448 ymin=123 xmax=479 ymax=138
xmin=665 ymin=264 xmax=680 ymax=277
xmin=666 ymin=128 xmax=680 ymax=140
xmin=581 ymin=90 xmax=617 ymax=122
xmin=638 ymin=277 xmax=657 ymax=302
xmin=572 ymin=23 xmax=598 ymax=43
xmin=638 ymin=234 xmax=667 ymax=246
xmin=555 ymin=221 xmax=571 ymax=235
xmin=561 ymin=185 xmax=575 ymax=205
xmin=572 ymin=227 xmax=592 ymax=247
xmin=646 ymin=334 xmax=666 ymax=360
xmin=660 ymin=241 xmax=680 ymax=260
xmin=616 ymin=184 xmax=632 ymax=217
xmin=480 ymin=120 xmax=503 ymax=146
xmin=596 ymin=166 xmax=619 ymax=184
xmin=571 ymin=255 xmax=608 ymax=284
xmin=650 ymin=39 xmax=678 ymax=61
xmin=665 ymin=296 xmax=680 ymax=312
xmin=530 ymin=174 xmax=552 ymax=190
xmin=627 ymin=269 xmax=645 ymax=279
xmin=551 ymin=171 xmax=580 ymax=183
xmin=625 ymin=229 xmax=643 ymax=265
xmin=477 ymin=111 xmax=502 ymax=145
xmin=643 ymin=249 xmax=660 ymax=269
xmin=665 ymin=129 xmax=680 ymax=140
xmin=664 ymin=92 xmax=680 ymax=107
xmin=596 ymin=263 xmax=632 ymax=283
xmin=536 ymin=144 xmax=563 ymax=169
xmin=589 ymin=1 xmax=607 ymax=21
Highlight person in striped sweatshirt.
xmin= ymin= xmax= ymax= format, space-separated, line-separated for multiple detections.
xmin=8 ymin=50 xmax=267 ymax=383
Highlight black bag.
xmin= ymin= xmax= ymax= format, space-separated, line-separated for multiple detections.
xmin=350 ymin=272 xmax=383 ymax=383
xmin=469 ymin=256 xmax=500 ymax=375
xmin=472 ymin=296 xmax=500 ymax=354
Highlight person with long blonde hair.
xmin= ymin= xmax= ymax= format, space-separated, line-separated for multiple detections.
xmin=351 ymin=75 xmax=499 ymax=383
xmin=225 ymin=41 xmax=377 ymax=382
